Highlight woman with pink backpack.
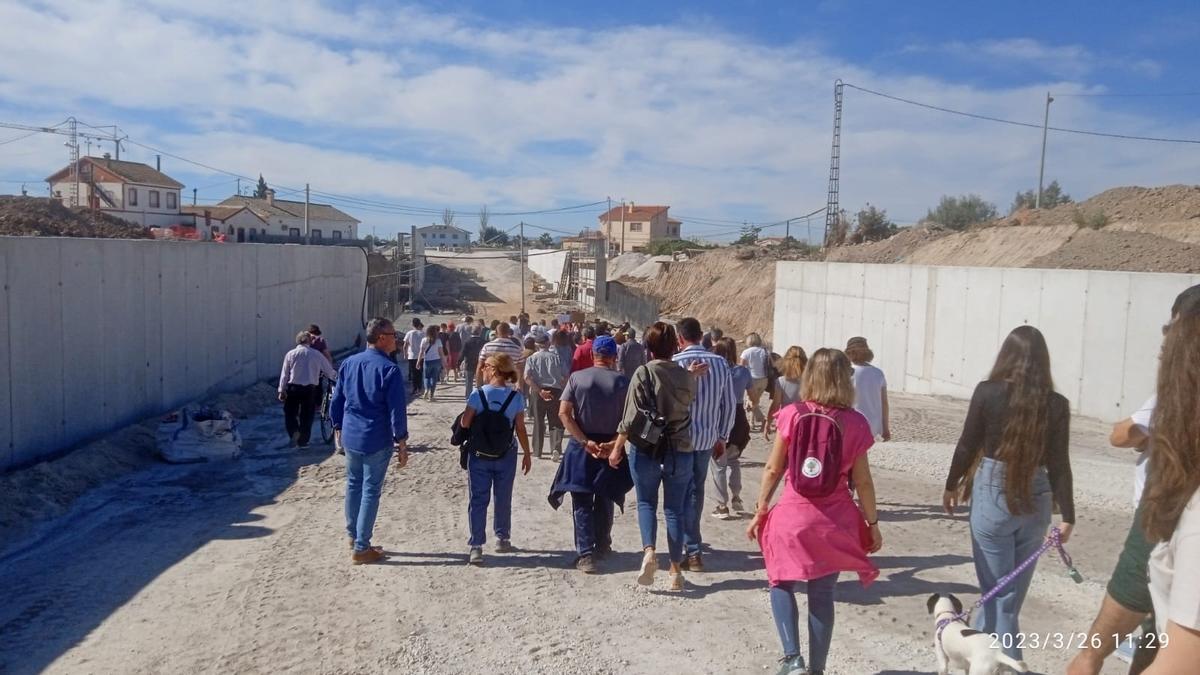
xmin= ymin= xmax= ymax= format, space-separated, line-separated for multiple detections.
xmin=746 ymin=348 xmax=884 ymax=675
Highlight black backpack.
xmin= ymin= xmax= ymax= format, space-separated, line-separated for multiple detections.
xmin=465 ymin=387 xmax=518 ymax=460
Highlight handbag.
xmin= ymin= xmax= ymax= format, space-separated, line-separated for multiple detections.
xmin=627 ymin=365 xmax=668 ymax=459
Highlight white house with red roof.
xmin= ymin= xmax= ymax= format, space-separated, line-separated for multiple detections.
xmin=45 ymin=155 xmax=190 ymax=228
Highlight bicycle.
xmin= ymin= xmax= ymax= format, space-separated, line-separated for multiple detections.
xmin=318 ymin=376 xmax=336 ymax=445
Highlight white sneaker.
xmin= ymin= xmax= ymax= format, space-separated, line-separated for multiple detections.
xmin=711 ymin=504 xmax=731 ymax=520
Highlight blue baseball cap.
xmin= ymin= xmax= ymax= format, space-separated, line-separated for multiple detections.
xmin=593 ymin=335 xmax=618 ymax=356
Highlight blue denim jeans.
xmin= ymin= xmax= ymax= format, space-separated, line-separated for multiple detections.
xmin=770 ymin=573 xmax=838 ymax=672
xmin=969 ymin=457 xmax=1052 ymax=661
xmin=627 ymin=444 xmax=695 ymax=563
xmin=344 ymin=447 xmax=393 ymax=552
xmin=684 ymin=447 xmax=713 ymax=556
xmin=462 ymin=368 xmax=475 ymax=400
xmin=467 ymin=449 xmax=518 ymax=547
xmin=570 ymin=491 xmax=614 ymax=557
xmin=423 ymin=360 xmax=442 ymax=394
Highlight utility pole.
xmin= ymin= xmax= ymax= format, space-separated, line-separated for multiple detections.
xmin=619 ymin=201 xmax=626 ymax=257
xmin=304 ymin=183 xmax=310 ymax=241
xmin=605 ymin=196 xmax=612 ymax=252
xmin=1036 ymin=92 xmax=1054 ymax=209
xmin=192 ymin=188 xmax=197 ymax=205
xmin=236 ymin=177 xmax=241 ymax=196
xmin=519 ymin=221 xmax=526 ymax=315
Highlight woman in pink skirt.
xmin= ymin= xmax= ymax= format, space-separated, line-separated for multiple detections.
xmin=747 ymin=348 xmax=883 ymax=675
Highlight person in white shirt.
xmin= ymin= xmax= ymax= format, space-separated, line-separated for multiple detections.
xmin=403 ymin=318 xmax=425 ymax=397
xmin=845 ymin=337 xmax=890 ymax=441
xmin=278 ymin=331 xmax=337 ymax=447
xmin=740 ymin=333 xmax=770 ymax=430
xmin=1141 ymin=309 xmax=1200 ymax=673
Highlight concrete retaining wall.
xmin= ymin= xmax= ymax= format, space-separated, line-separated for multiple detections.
xmin=597 ymin=281 xmax=660 ymax=330
xmin=1 ymin=237 xmax=367 ymax=471
xmin=526 ymin=249 xmax=570 ymax=291
xmin=773 ymin=261 xmax=1200 ymax=421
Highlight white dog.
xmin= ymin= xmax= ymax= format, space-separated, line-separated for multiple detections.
xmin=927 ymin=594 xmax=1028 ymax=675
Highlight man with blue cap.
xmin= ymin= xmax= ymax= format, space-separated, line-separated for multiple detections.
xmin=551 ymin=334 xmax=631 ymax=573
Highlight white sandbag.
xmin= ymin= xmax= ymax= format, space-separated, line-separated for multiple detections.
xmin=157 ymin=407 xmax=243 ymax=463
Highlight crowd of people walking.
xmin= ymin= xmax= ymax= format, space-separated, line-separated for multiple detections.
xmin=278 ymin=289 xmax=1200 ymax=673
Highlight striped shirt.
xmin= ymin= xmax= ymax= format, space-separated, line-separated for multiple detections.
xmin=673 ymin=344 xmax=735 ymax=452
xmin=479 ymin=337 xmax=526 ymax=367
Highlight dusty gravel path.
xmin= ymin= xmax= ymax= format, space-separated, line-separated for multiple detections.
xmin=0 ymin=389 xmax=1136 ymax=674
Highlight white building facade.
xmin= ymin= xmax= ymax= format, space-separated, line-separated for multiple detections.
xmin=417 ymin=224 xmax=471 ymax=250
xmin=46 ymin=156 xmax=190 ymax=228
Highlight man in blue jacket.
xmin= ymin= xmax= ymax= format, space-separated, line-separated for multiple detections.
xmin=332 ymin=317 xmax=410 ymax=565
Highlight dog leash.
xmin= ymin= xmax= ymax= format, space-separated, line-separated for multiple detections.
xmin=937 ymin=527 xmax=1083 ymax=645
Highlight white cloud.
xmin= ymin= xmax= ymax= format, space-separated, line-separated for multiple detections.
xmin=0 ymin=1 xmax=1195 ymax=239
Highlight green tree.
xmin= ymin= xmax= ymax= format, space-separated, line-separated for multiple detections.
xmin=480 ymin=225 xmax=508 ymax=247
xmin=253 ymin=174 xmax=269 ymax=199
xmin=478 ymin=205 xmax=490 ymax=243
xmin=924 ymin=194 xmax=998 ymax=231
xmin=734 ymin=223 xmax=762 ymax=245
xmin=850 ymin=204 xmax=896 ymax=243
xmin=537 ymin=232 xmax=554 ymax=248
xmin=1010 ymin=180 xmax=1072 ymax=213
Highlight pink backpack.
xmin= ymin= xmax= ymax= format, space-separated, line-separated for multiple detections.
xmin=786 ymin=402 xmax=844 ymax=497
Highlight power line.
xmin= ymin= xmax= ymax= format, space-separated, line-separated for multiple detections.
xmin=1053 ymin=92 xmax=1200 ymax=98
xmin=843 ymin=82 xmax=1200 ymax=145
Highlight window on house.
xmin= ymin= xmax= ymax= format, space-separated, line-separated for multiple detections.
xmin=629 ymin=222 xmax=643 ymax=232
xmin=312 ymin=229 xmax=323 ymax=240
xmin=249 ymin=228 xmax=257 ymax=237
xmin=128 ymin=188 xmax=138 ymax=206
xmin=439 ymin=233 xmax=446 ymax=239
xmin=149 ymin=190 xmax=160 ymax=208
xmin=166 ymin=192 xmax=177 ymax=209
xmin=332 ymin=230 xmax=343 ymax=240
xmin=289 ymin=228 xmax=301 ymax=238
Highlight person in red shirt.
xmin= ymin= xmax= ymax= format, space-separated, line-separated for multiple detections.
xmin=571 ymin=325 xmax=596 ymax=373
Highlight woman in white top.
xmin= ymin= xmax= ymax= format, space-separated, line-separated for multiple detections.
xmin=740 ymin=333 xmax=771 ymax=431
xmin=845 ymin=337 xmax=891 ymax=441
xmin=417 ymin=324 xmax=446 ymax=401
xmin=1141 ymin=311 xmax=1200 ymax=672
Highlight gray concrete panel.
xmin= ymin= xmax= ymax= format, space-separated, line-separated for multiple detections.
xmin=7 ymin=238 xmax=65 ymax=466
xmin=0 ymin=244 xmax=12 ymax=468
xmin=60 ymin=239 xmax=107 ymax=445
xmin=1079 ymin=271 xmax=1133 ymax=420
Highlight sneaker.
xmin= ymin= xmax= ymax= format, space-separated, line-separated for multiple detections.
xmin=668 ymin=571 xmax=685 ymax=591
xmin=468 ymin=547 xmax=484 ymax=565
xmin=636 ymin=549 xmax=657 ymax=586
xmin=575 ymin=555 xmax=597 ymax=574
xmin=681 ymin=553 xmax=704 ymax=572
xmin=774 ymin=655 xmax=805 ymax=675
xmin=496 ymin=539 xmax=515 ymax=553
xmin=731 ymin=497 xmax=745 ymax=513
xmin=711 ymin=504 xmax=731 ymax=520
xmin=351 ymin=548 xmax=388 ymax=565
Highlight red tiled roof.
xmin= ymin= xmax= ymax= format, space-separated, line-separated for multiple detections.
xmin=598 ymin=205 xmax=670 ymax=222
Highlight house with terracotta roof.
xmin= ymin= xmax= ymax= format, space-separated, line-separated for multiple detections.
xmin=219 ymin=189 xmax=360 ymax=241
xmin=181 ymin=205 xmax=269 ymax=242
xmin=597 ymin=203 xmax=681 ymax=254
xmin=45 ymin=155 xmax=189 ymax=228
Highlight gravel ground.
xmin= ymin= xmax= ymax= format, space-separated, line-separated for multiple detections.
xmin=0 ymin=387 xmax=1138 ymax=674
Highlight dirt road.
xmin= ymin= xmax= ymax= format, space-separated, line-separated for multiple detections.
xmin=427 ymin=250 xmax=539 ymax=323
xmin=0 ymin=385 xmax=1136 ymax=674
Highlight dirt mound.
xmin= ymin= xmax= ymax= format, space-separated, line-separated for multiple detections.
xmin=825 ymin=225 xmax=947 ymax=264
xmin=1029 ymin=229 xmax=1200 ymax=274
xmin=0 ymin=196 xmax=151 ymax=238
xmin=629 ymin=245 xmax=817 ymax=342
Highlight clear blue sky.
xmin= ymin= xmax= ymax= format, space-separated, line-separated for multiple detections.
xmin=1 ymin=0 xmax=1197 ymax=241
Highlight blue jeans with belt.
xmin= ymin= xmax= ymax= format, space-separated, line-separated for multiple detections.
xmin=969 ymin=457 xmax=1052 ymax=661
xmin=627 ymin=444 xmax=695 ymax=563
xmin=467 ymin=448 xmax=518 ymax=547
